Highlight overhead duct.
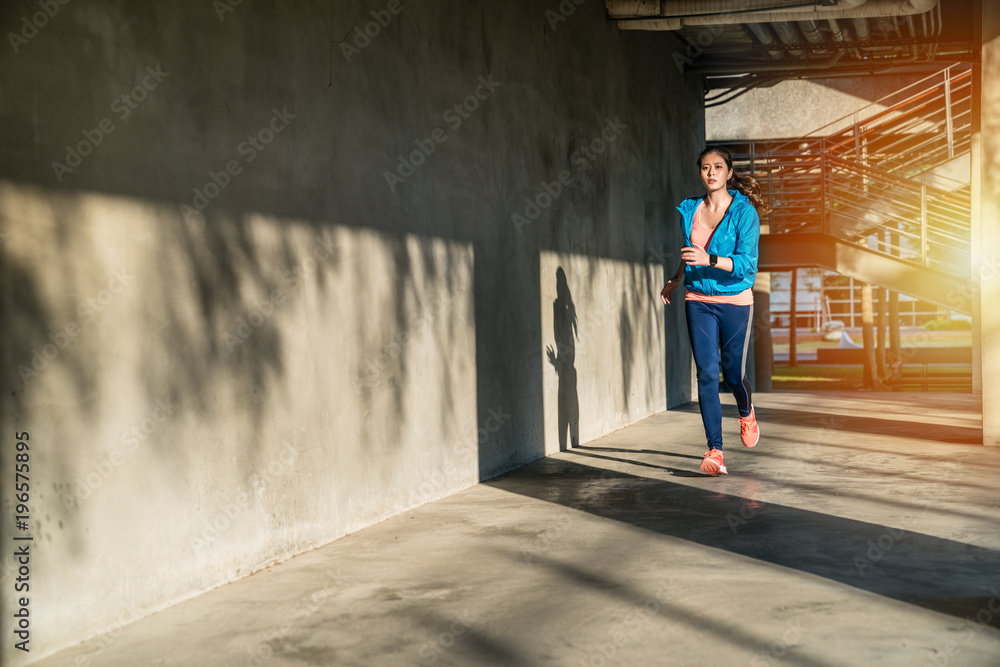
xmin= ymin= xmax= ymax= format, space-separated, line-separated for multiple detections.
xmin=827 ymin=17 xmax=863 ymax=58
xmin=746 ymin=22 xmax=785 ymax=59
xmin=827 ymin=16 xmax=846 ymax=42
xmin=771 ymin=21 xmax=807 ymax=58
xmin=852 ymin=16 xmax=871 ymax=42
xmin=610 ymin=0 xmax=939 ymax=31
xmin=771 ymin=20 xmax=802 ymax=44
xmin=797 ymin=19 xmax=834 ymax=55
xmin=609 ymin=0 xmax=868 ymax=19
xmin=797 ymin=19 xmax=825 ymax=44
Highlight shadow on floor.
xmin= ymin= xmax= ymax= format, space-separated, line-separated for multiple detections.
xmin=486 ymin=457 xmax=1000 ymax=628
xmin=670 ymin=402 xmax=983 ymax=446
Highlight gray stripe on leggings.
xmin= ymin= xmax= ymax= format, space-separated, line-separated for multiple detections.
xmin=740 ymin=303 xmax=754 ymax=378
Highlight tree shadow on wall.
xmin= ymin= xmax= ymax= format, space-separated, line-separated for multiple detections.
xmin=546 ymin=266 xmax=579 ymax=451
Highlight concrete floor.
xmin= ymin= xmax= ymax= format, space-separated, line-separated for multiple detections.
xmin=32 ymin=391 xmax=1000 ymax=667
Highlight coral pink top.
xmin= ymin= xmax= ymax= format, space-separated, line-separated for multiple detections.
xmin=685 ymin=202 xmax=754 ymax=305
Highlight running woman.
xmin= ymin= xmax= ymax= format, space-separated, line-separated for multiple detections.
xmin=660 ymin=146 xmax=766 ymax=476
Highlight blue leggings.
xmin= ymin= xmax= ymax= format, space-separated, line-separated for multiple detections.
xmin=685 ymin=300 xmax=754 ymax=450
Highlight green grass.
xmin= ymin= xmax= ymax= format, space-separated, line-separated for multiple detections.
xmin=772 ymin=364 xmax=972 ymax=392
xmin=773 ymin=330 xmax=971 ymax=355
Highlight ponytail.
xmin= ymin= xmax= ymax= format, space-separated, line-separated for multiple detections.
xmin=729 ymin=170 xmax=769 ymax=214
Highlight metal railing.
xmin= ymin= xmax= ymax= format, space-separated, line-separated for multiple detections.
xmin=719 ymin=64 xmax=973 ymax=278
xmin=738 ymin=63 xmax=972 ymax=181
xmin=820 ymin=65 xmax=972 ymax=179
xmin=822 ymin=155 xmax=971 ymax=273
xmin=732 ymin=151 xmax=970 ymax=275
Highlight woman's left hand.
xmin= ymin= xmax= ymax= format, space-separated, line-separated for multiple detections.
xmin=681 ymin=244 xmax=710 ymax=266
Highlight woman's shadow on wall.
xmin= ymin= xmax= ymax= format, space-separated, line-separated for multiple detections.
xmin=546 ymin=267 xmax=580 ymax=451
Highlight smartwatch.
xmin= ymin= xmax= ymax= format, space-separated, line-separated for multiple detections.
xmin=709 ymin=254 xmax=718 ymax=268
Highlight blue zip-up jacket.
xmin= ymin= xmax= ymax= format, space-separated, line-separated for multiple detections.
xmin=676 ymin=189 xmax=760 ymax=296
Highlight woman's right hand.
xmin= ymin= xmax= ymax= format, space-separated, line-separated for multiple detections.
xmin=660 ymin=278 xmax=681 ymax=305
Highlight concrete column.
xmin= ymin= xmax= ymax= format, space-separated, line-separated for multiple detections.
xmin=971 ymin=58 xmax=982 ymax=396
xmin=753 ymin=219 xmax=773 ymax=392
xmin=888 ymin=231 xmax=901 ymax=383
xmin=888 ymin=289 xmax=901 ymax=382
xmin=858 ymin=239 xmax=882 ymax=390
xmin=861 ymin=280 xmax=878 ymax=389
xmin=789 ymin=268 xmax=798 ymax=367
xmin=876 ymin=285 xmax=887 ymax=378
xmin=977 ymin=0 xmax=1000 ymax=445
xmin=849 ymin=276 xmax=856 ymax=328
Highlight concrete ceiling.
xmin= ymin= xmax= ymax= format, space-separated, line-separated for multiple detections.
xmin=605 ymin=0 xmax=979 ymax=91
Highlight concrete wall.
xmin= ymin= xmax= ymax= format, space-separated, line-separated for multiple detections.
xmin=0 ymin=1 xmax=702 ymax=663
xmin=976 ymin=0 xmax=1000 ymax=445
xmin=706 ymin=74 xmax=929 ymax=141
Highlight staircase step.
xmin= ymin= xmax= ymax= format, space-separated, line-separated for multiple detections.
xmin=759 ymin=233 xmax=972 ymax=315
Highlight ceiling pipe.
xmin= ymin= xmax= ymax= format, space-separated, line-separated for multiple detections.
xmin=704 ymin=62 xmax=971 ymax=90
xmin=610 ymin=0 xmax=939 ymax=30
xmin=852 ymin=17 xmax=871 ymax=42
xmin=797 ymin=18 xmax=833 ymax=54
xmin=608 ymin=0 xmax=869 ymax=20
xmin=770 ymin=21 xmax=808 ymax=58
xmin=690 ymin=48 xmax=846 ymax=74
xmin=880 ymin=15 xmax=903 ymax=39
xmin=827 ymin=17 xmax=863 ymax=59
xmin=770 ymin=20 xmax=800 ymax=43
xmin=745 ymin=22 xmax=786 ymax=59
xmin=797 ymin=19 xmax=825 ymax=43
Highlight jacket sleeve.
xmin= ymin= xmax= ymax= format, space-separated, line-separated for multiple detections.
xmin=676 ymin=202 xmax=692 ymax=247
xmin=729 ymin=205 xmax=760 ymax=282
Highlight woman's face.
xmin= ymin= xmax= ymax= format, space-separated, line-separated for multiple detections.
xmin=700 ymin=152 xmax=732 ymax=195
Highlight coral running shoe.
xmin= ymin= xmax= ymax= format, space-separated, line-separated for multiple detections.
xmin=740 ymin=407 xmax=760 ymax=448
xmin=700 ymin=449 xmax=727 ymax=476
